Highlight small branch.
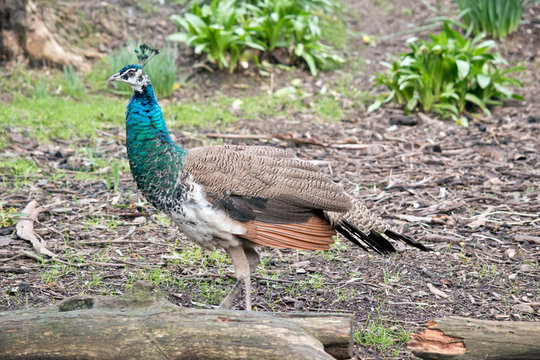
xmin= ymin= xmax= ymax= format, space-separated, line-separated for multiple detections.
xmin=422 ymin=233 xmax=463 ymax=243
xmin=206 ymin=132 xmax=327 ymax=147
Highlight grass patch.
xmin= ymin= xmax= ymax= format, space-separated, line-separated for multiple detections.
xmin=0 ymin=95 xmax=125 ymax=144
xmin=0 ymin=158 xmax=40 ymax=188
xmin=354 ymin=317 xmax=411 ymax=356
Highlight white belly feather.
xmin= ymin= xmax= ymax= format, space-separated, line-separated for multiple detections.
xmin=169 ymin=180 xmax=245 ymax=250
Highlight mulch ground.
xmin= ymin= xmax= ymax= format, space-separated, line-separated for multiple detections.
xmin=1 ymin=0 xmax=539 ymax=359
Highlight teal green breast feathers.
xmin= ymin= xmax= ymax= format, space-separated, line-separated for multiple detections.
xmin=110 ymin=64 xmax=187 ymax=210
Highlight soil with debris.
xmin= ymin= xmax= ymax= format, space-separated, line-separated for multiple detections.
xmin=1 ymin=1 xmax=539 ymax=359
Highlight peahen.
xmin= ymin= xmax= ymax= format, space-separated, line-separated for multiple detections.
xmin=107 ymin=45 xmax=429 ymax=310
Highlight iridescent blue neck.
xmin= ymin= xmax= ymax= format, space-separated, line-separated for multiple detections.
xmin=125 ymin=84 xmax=187 ymax=210
xmin=126 ymin=84 xmax=170 ymax=140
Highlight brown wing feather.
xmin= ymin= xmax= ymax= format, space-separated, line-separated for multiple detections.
xmin=241 ymin=216 xmax=336 ymax=250
xmin=184 ymin=145 xmax=352 ymax=213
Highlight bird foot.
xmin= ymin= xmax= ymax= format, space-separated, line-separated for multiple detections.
xmin=219 ymin=279 xmax=243 ymax=309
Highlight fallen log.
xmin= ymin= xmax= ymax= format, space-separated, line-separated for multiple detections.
xmin=408 ymin=316 xmax=540 ymax=359
xmin=0 ymin=281 xmax=352 ymax=360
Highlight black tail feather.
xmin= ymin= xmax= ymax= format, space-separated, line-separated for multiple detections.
xmin=335 ymin=223 xmax=369 ymax=252
xmin=336 ymin=219 xmax=431 ymax=253
xmin=336 ymin=219 xmax=395 ymax=254
xmin=384 ymin=229 xmax=431 ymax=251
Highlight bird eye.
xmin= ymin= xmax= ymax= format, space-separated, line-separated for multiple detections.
xmin=127 ymin=70 xmax=135 ymax=76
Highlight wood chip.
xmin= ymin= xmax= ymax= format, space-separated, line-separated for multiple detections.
xmin=513 ymin=234 xmax=540 ymax=245
xmin=427 ymin=283 xmax=449 ymax=298
xmin=467 ymin=206 xmax=494 ymax=229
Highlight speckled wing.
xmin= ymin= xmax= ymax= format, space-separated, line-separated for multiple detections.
xmin=182 ymin=145 xmax=350 ymax=250
xmin=183 ymin=145 xmax=353 ymax=213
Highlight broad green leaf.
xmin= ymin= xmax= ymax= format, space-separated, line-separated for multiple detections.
xmin=406 ymin=96 xmax=418 ymax=112
xmin=456 ymin=59 xmax=470 ymax=80
xmin=194 ymin=43 xmax=206 ymax=54
xmin=477 ymin=74 xmax=491 ymax=89
xmin=167 ymin=32 xmax=189 ymax=43
xmin=303 ymin=53 xmax=317 ymax=76
xmin=295 ymin=43 xmax=304 ymax=57
xmin=493 ymin=82 xmax=512 ymax=98
xmin=367 ymin=100 xmax=382 ymax=113
xmin=465 ymin=92 xmax=490 ymax=115
xmin=185 ymin=13 xmax=209 ymax=33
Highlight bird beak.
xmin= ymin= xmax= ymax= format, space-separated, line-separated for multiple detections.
xmin=107 ymin=73 xmax=121 ymax=83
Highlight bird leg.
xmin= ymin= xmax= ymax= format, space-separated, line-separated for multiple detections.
xmin=219 ymin=279 xmax=242 ymax=309
xmin=220 ymin=245 xmax=252 ymax=310
xmin=243 ymin=244 xmax=260 ymax=272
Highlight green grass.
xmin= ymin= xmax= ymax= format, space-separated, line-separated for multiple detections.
xmin=0 ymin=158 xmax=40 ymax=188
xmin=456 ymin=0 xmax=526 ymax=39
xmin=0 ymin=90 xmax=337 ymax=149
xmin=62 ymin=65 xmax=85 ymax=98
xmin=0 ymin=95 xmax=125 ymax=144
xmin=354 ymin=317 xmax=411 ymax=356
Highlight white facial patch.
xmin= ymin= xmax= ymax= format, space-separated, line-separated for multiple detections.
xmin=123 ymin=68 xmax=151 ymax=93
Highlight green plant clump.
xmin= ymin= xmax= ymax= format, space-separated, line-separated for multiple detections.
xmin=168 ymin=0 xmax=344 ymax=75
xmin=109 ymin=41 xmax=178 ymax=98
xmin=456 ymin=0 xmax=526 ymax=39
xmin=371 ymin=22 xmax=523 ymax=125
xmin=169 ymin=0 xmax=264 ymax=71
xmin=62 ymin=65 xmax=85 ymax=98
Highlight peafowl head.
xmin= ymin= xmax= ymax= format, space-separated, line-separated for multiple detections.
xmin=107 ymin=64 xmax=150 ymax=93
xmin=107 ymin=44 xmax=159 ymax=93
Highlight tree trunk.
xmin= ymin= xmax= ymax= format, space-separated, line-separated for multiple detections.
xmin=0 ymin=0 xmax=88 ymax=69
xmin=0 ymin=281 xmax=353 ymax=360
xmin=408 ymin=316 xmax=540 ymax=360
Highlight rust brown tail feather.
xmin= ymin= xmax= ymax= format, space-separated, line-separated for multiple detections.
xmin=240 ymin=216 xmax=336 ymax=250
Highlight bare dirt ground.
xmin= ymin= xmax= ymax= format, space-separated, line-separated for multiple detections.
xmin=1 ymin=0 xmax=539 ymax=359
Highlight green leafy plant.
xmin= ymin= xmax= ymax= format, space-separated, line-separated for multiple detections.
xmin=371 ymin=22 xmax=523 ymax=124
xmin=168 ymin=0 xmax=343 ymax=75
xmin=109 ymin=41 xmax=178 ymax=97
xmin=106 ymin=162 xmax=120 ymax=192
xmin=248 ymin=0 xmax=343 ymax=75
xmin=169 ymin=0 xmax=264 ymax=72
xmin=62 ymin=65 xmax=84 ymax=98
xmin=0 ymin=205 xmax=17 ymax=227
xmin=456 ymin=0 xmax=526 ymax=39
xmin=33 ymin=77 xmax=49 ymax=99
